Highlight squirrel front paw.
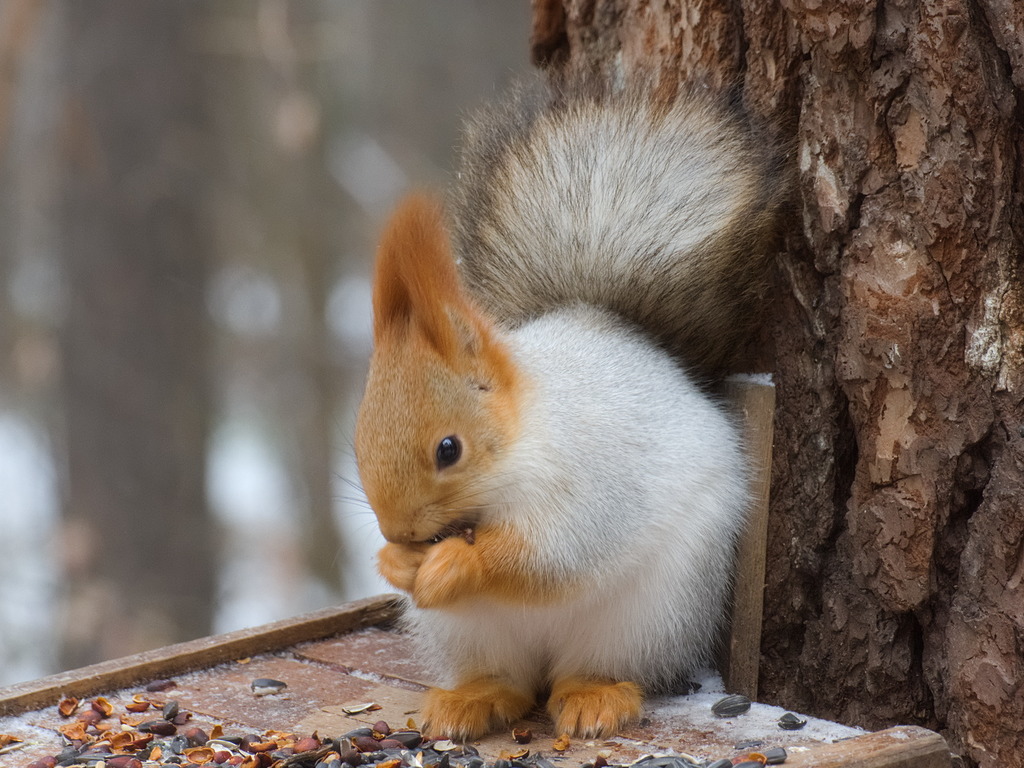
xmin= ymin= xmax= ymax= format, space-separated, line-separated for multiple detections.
xmin=412 ymin=536 xmax=483 ymax=609
xmin=377 ymin=542 xmax=430 ymax=593
xmin=423 ymin=678 xmax=533 ymax=740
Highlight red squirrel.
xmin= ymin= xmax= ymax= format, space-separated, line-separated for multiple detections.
xmin=355 ymin=74 xmax=786 ymax=740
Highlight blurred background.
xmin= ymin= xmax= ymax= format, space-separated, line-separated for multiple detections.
xmin=0 ymin=0 xmax=530 ymax=685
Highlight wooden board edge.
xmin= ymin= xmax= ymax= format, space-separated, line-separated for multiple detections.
xmin=785 ymin=726 xmax=952 ymax=768
xmin=0 ymin=593 xmax=403 ymax=717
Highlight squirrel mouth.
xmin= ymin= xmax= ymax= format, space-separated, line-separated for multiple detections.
xmin=425 ymin=517 xmax=478 ymax=545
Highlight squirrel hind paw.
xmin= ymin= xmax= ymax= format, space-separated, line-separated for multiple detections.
xmin=422 ymin=679 xmax=534 ymax=741
xmin=547 ymin=677 xmax=643 ymax=739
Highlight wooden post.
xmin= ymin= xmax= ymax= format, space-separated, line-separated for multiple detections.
xmin=720 ymin=375 xmax=776 ymax=698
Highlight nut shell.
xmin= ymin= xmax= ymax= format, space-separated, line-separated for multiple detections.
xmin=778 ymin=712 xmax=807 ymax=731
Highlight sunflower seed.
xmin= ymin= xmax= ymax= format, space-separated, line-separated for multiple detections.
xmin=388 ymin=731 xmax=423 ymax=749
xmin=778 ymin=712 xmax=807 ymax=730
xmin=711 ymin=694 xmax=752 ymax=717
xmin=342 ymin=702 xmax=380 ymax=715
xmin=763 ymin=746 xmax=788 ymax=764
xmin=250 ymin=678 xmax=288 ymax=696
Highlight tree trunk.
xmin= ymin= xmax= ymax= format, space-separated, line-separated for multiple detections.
xmin=533 ymin=2 xmax=1023 ymax=767
xmin=57 ymin=0 xmax=215 ymax=668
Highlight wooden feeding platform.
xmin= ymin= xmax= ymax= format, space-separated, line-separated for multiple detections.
xmin=0 ymin=594 xmax=950 ymax=768
xmin=0 ymin=380 xmax=952 ymax=767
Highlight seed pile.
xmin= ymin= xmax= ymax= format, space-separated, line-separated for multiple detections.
xmin=5 ymin=688 xmax=808 ymax=768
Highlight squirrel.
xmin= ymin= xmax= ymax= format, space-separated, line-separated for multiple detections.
xmin=354 ymin=74 xmax=787 ymax=741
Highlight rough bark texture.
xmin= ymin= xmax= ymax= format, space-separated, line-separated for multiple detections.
xmin=534 ymin=2 xmax=1023 ymax=767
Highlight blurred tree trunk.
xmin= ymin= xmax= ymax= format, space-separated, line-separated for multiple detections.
xmin=57 ymin=1 xmax=215 ymax=668
xmin=262 ymin=2 xmax=347 ymax=596
xmin=534 ymin=2 xmax=1023 ymax=767
xmin=0 ymin=0 xmax=45 ymax=366
xmin=293 ymin=177 xmax=347 ymax=594
xmin=202 ymin=0 xmax=348 ymax=596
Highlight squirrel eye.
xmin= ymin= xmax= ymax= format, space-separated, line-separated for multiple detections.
xmin=435 ymin=435 xmax=462 ymax=469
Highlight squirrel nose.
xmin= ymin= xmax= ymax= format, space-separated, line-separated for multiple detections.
xmin=378 ymin=523 xmax=414 ymax=544
xmin=376 ymin=513 xmax=419 ymax=544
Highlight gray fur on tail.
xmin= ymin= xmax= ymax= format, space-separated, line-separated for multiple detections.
xmin=449 ymin=76 xmax=788 ymax=377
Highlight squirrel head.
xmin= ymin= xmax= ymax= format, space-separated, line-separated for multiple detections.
xmin=354 ymin=194 xmax=522 ymax=544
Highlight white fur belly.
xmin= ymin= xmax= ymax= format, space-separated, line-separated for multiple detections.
xmin=407 ymin=541 xmax=725 ymax=692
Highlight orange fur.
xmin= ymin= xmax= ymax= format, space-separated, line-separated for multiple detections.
xmin=355 ymin=194 xmax=524 ymax=545
xmin=547 ymin=677 xmax=643 ymax=738
xmin=377 ymin=541 xmax=429 ymax=593
xmin=372 ymin=194 xmax=461 ymax=356
xmin=406 ymin=524 xmax=573 ymax=609
xmin=371 ymin=194 xmax=518 ymax=389
xmin=422 ymin=677 xmax=534 ymax=741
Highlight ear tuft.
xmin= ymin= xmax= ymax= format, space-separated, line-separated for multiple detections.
xmin=373 ymin=193 xmax=464 ymax=356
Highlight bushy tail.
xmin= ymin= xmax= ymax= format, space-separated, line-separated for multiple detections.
xmin=449 ymin=75 xmax=789 ymax=377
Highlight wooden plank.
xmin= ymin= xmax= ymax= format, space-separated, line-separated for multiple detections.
xmin=720 ymin=376 xmax=776 ymax=698
xmin=296 ymin=684 xmax=950 ymax=768
xmin=0 ymin=590 xmax=953 ymax=768
xmin=294 ymin=626 xmax=429 ymax=688
xmin=0 ymin=593 xmax=402 ymax=717
xmin=298 ymin=685 xmax=596 ymax=764
xmin=170 ymin=656 xmax=381 ymax=731
xmin=786 ymin=726 xmax=951 ymax=768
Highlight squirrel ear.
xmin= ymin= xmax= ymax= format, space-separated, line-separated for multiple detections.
xmin=372 ymin=194 xmax=466 ymax=357
xmin=372 ymin=194 xmax=516 ymax=391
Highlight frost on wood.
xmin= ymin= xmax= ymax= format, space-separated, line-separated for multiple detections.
xmin=539 ymin=1 xmax=1023 ymax=767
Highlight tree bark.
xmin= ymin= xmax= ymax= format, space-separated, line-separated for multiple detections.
xmin=57 ymin=0 xmax=215 ymax=668
xmin=534 ymin=2 xmax=1023 ymax=767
